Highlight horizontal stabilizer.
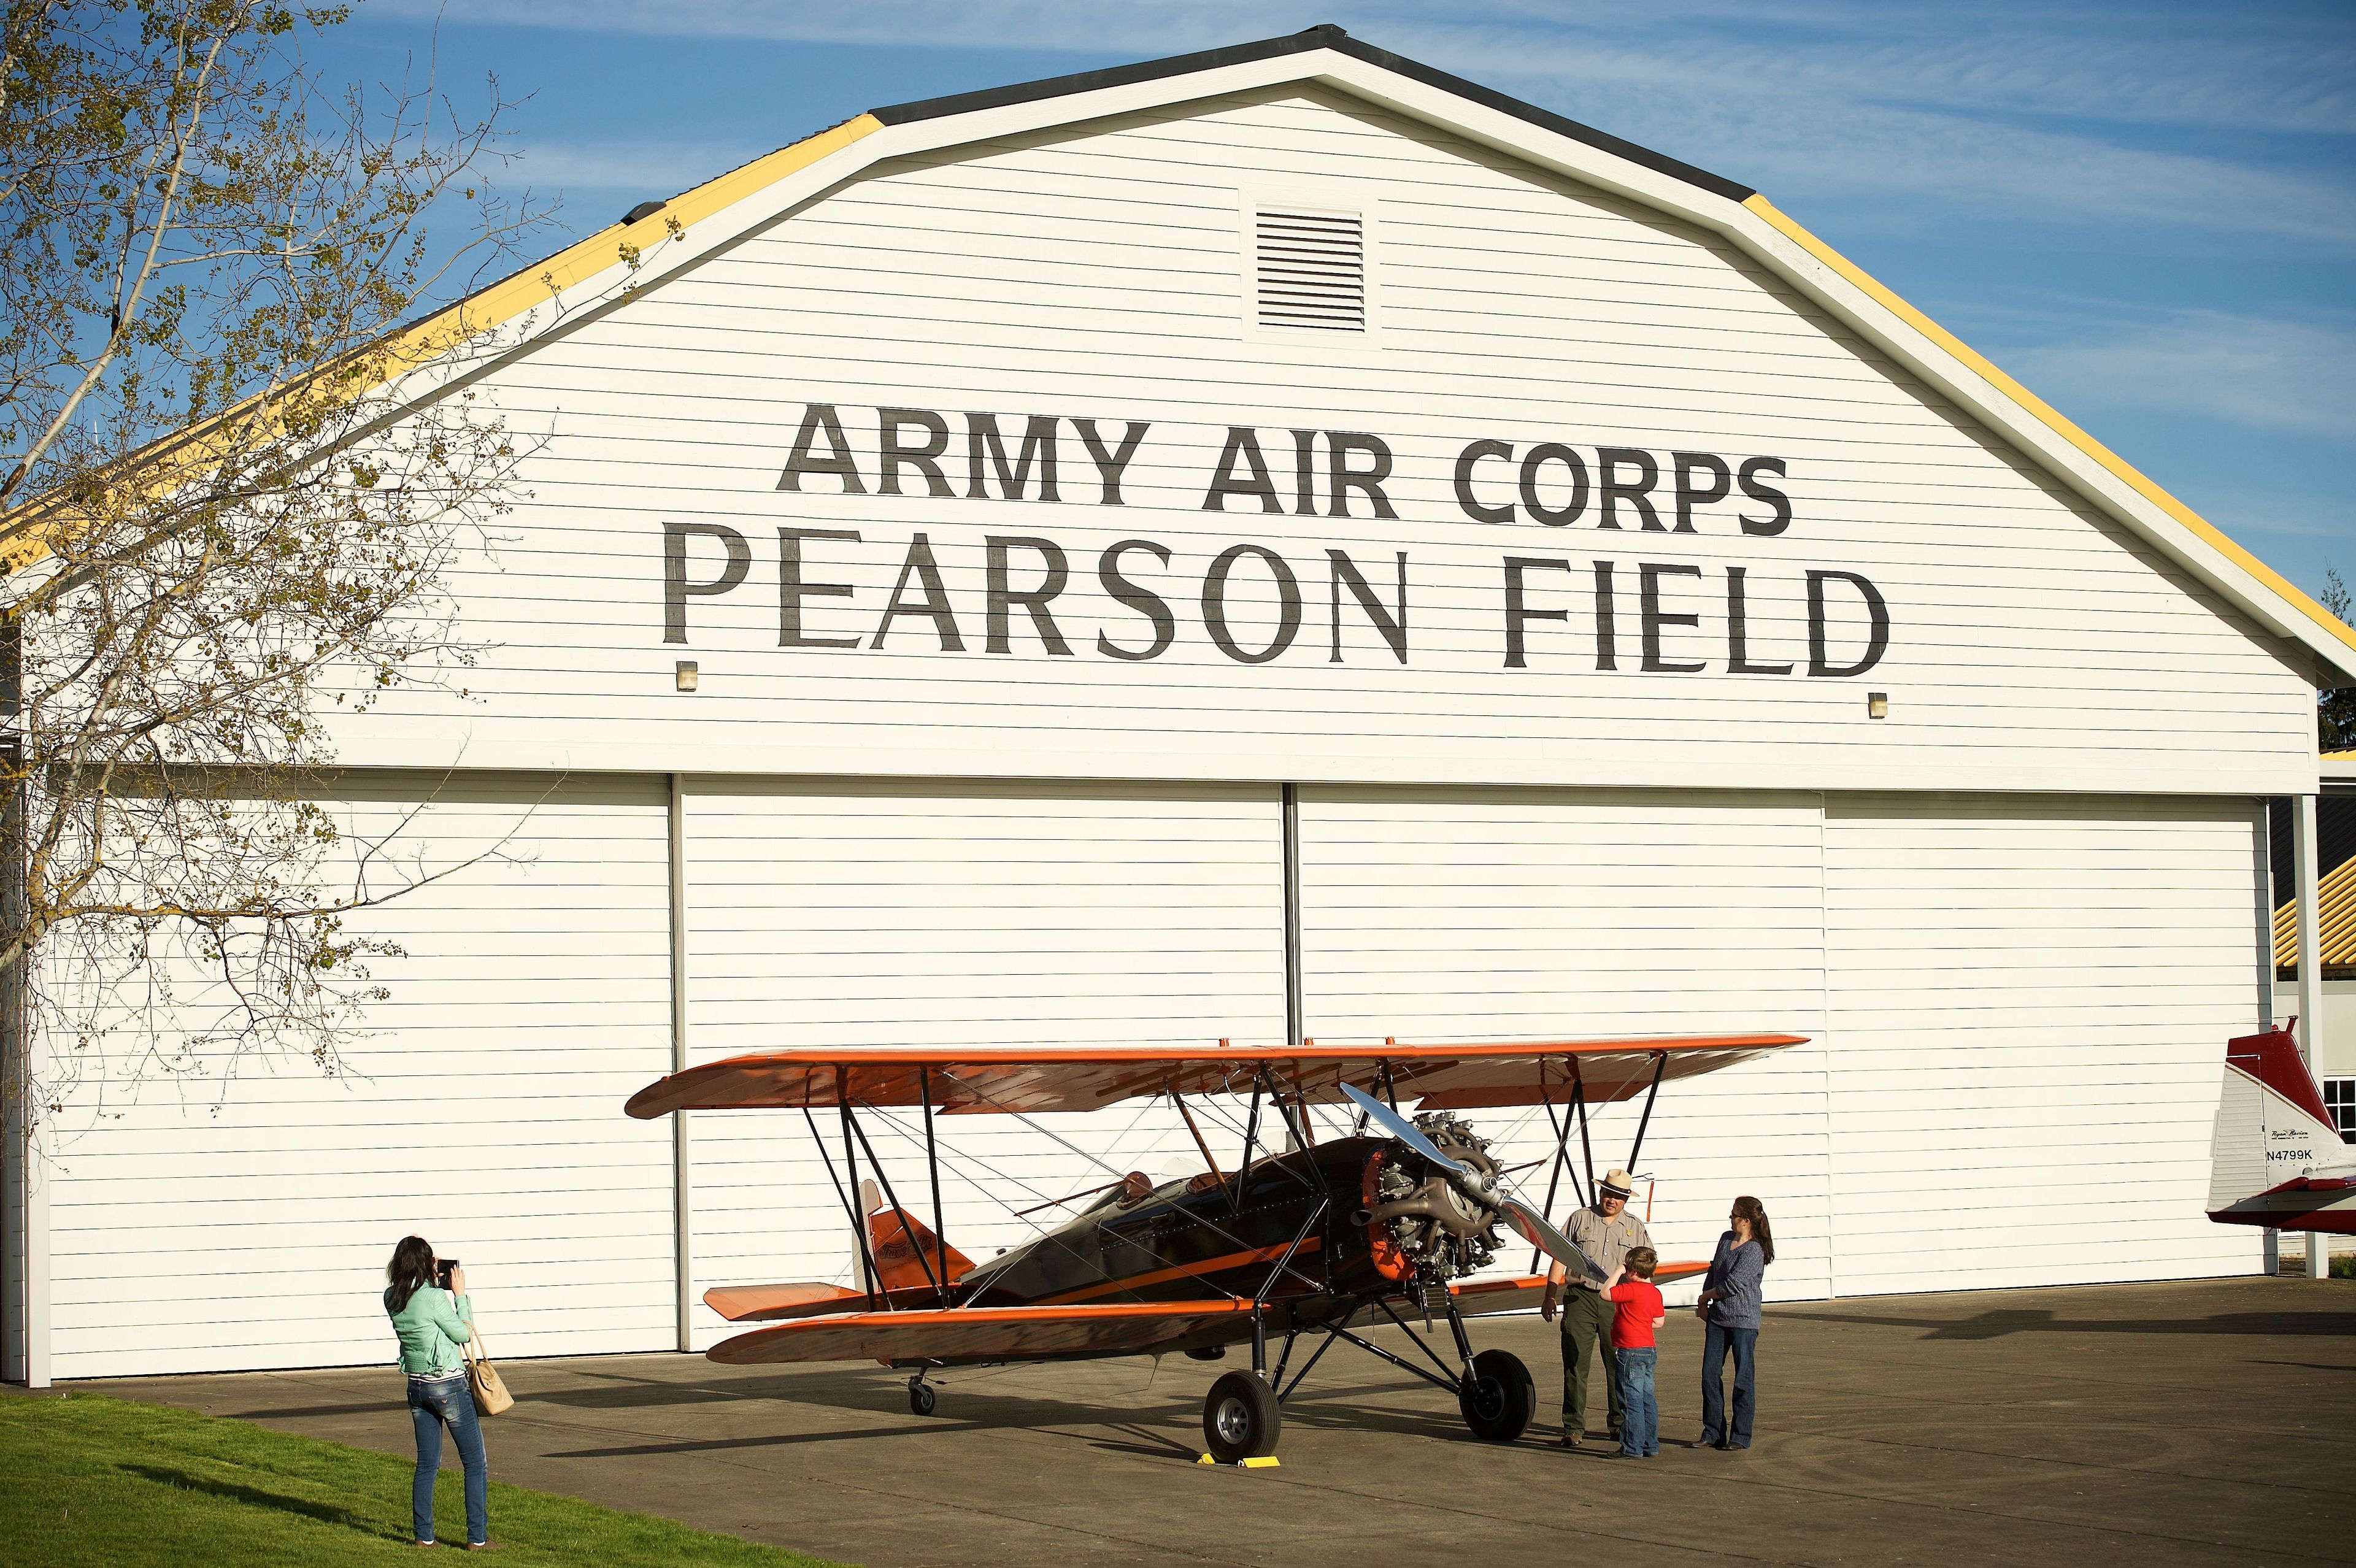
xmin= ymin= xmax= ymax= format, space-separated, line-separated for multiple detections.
xmin=703 ymin=1282 xmax=942 ymax=1323
xmin=703 ymin=1283 xmax=861 ymax=1323
xmin=707 ymin=1299 xmax=1256 ymax=1367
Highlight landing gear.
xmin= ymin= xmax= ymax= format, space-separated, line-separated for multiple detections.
xmin=1202 ymin=1370 xmax=1280 ymax=1462
xmin=1457 ymin=1348 xmax=1534 ymax=1442
xmin=907 ymin=1375 xmax=937 ymax=1416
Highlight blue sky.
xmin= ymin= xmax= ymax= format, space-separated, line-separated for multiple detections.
xmin=332 ymin=1 xmax=2356 ymax=602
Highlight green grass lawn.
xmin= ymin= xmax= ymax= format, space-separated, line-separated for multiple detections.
xmin=0 ymin=1390 xmax=853 ymax=1566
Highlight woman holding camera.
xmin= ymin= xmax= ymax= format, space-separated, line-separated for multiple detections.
xmin=385 ymin=1235 xmax=491 ymax=1550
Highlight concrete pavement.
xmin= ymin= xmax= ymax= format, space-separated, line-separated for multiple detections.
xmin=80 ymin=1276 xmax=2356 ymax=1567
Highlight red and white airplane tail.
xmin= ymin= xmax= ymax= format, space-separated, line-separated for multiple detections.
xmin=2208 ymin=1022 xmax=2356 ymax=1236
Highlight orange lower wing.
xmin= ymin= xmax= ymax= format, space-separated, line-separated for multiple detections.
xmin=1452 ymin=1264 xmax=1708 ymax=1317
xmin=707 ymin=1299 xmax=1255 ymax=1366
xmin=1450 ymin=1274 xmax=1550 ymax=1315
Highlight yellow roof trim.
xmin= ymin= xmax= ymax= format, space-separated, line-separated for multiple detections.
xmin=382 ymin=112 xmax=885 ymax=366
xmin=1744 ymin=193 xmax=2356 ymax=669
xmin=1 ymin=113 xmax=886 ymax=572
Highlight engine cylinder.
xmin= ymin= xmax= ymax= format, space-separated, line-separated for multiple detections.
xmin=1360 ymin=1112 xmax=1503 ymax=1282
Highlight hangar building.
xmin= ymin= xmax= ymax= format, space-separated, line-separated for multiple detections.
xmin=8 ymin=28 xmax=2353 ymax=1383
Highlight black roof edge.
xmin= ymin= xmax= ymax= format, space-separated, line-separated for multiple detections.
xmin=867 ymin=23 xmax=1754 ymax=205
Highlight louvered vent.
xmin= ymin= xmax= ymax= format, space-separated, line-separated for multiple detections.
xmin=1255 ymin=210 xmax=1366 ymax=331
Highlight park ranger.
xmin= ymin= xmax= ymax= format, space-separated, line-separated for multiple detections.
xmin=1539 ymin=1167 xmax=1650 ymax=1448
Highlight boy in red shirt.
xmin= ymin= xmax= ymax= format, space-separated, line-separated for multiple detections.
xmin=1601 ymin=1246 xmax=1665 ymax=1458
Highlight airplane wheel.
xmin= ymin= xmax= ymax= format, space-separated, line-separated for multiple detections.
xmin=908 ymin=1378 xmax=937 ymax=1417
xmin=1202 ymin=1370 xmax=1280 ymax=1462
xmin=1458 ymin=1349 xmax=1533 ymax=1442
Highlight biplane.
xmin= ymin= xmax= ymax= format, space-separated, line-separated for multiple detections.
xmin=625 ymin=1034 xmax=1804 ymax=1461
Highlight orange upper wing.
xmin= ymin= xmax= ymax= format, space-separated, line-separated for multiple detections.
xmin=626 ymin=1035 xmax=1804 ymax=1120
xmin=706 ymin=1301 xmax=1257 ymax=1366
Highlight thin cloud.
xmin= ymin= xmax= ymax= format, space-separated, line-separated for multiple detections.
xmin=396 ymin=1 xmax=2356 ymax=133
xmin=507 ymin=139 xmax=760 ymax=199
xmin=382 ymin=1 xmax=2356 ymax=248
xmin=2003 ymin=309 xmax=2356 ymax=443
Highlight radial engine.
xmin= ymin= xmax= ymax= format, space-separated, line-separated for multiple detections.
xmin=1361 ymin=1112 xmax=1503 ymax=1282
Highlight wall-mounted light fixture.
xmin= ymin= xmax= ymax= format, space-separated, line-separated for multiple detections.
xmin=1867 ymin=691 xmax=1888 ymax=720
xmin=675 ymin=660 xmax=699 ymax=693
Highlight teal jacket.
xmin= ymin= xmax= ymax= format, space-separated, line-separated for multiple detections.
xmin=385 ymin=1284 xmax=474 ymax=1377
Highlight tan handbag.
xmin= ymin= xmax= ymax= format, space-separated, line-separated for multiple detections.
xmin=463 ymin=1328 xmax=515 ymax=1416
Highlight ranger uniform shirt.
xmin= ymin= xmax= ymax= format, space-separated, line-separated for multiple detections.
xmin=1564 ymin=1205 xmax=1651 ymax=1292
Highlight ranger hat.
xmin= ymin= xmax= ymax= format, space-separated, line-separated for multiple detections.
xmin=1599 ymin=1168 xmax=1638 ymax=1199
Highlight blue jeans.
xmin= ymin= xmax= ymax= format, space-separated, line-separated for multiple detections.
xmin=407 ymin=1374 xmax=488 ymax=1545
xmin=1700 ymin=1321 xmax=1758 ymax=1448
xmin=1615 ymin=1347 xmax=1658 ymax=1456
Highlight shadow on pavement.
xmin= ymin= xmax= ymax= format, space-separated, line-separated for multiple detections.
xmin=1772 ymin=1309 xmax=2356 ymax=1341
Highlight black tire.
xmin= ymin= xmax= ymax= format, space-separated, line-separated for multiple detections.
xmin=1458 ymin=1348 xmax=1534 ymax=1442
xmin=908 ymin=1378 xmax=937 ymax=1417
xmin=1201 ymin=1370 xmax=1280 ymax=1462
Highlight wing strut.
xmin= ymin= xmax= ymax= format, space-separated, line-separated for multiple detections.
xmin=1530 ymin=1070 xmax=1585 ymax=1274
xmin=1232 ymin=1079 xmax=1264 ymax=1213
xmin=919 ymin=1067 xmax=952 ymax=1307
xmin=1255 ymin=1198 xmax=1330 ymax=1306
xmin=800 ymin=1104 xmax=874 ymax=1307
xmin=846 ymin=1101 xmax=944 ymax=1302
xmin=1626 ymin=1052 xmax=1669 ymax=1173
xmin=837 ymin=1088 xmax=883 ymax=1310
xmin=1171 ymin=1090 xmax=1225 ymax=1185
xmin=1256 ymin=1065 xmax=1325 ymax=1197
xmin=1570 ymin=1057 xmax=1599 ymax=1204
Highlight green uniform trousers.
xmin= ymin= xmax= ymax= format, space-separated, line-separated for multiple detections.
xmin=1560 ymin=1287 xmax=1622 ymax=1439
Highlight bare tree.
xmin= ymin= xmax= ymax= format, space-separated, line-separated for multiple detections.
xmin=0 ymin=0 xmax=547 ymax=1124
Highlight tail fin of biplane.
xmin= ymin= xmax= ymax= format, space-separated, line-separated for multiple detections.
xmin=2208 ymin=1021 xmax=2356 ymax=1228
xmin=866 ymin=1205 xmax=973 ymax=1292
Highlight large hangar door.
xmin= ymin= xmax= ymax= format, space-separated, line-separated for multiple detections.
xmin=680 ymin=780 xmax=1286 ymax=1351
xmin=1295 ymin=787 xmax=1833 ymax=1299
xmin=42 ymin=774 xmax=676 ymax=1379
xmin=1823 ymin=795 xmax=2267 ymax=1294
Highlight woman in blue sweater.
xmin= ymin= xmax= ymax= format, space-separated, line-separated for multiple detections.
xmin=385 ymin=1235 xmax=491 ymax=1550
xmin=1695 ymin=1195 xmax=1772 ymax=1450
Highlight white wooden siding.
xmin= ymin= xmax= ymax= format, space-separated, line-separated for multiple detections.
xmin=1822 ymin=794 xmax=2267 ymax=1293
xmin=302 ymin=85 xmax=2308 ymax=793
xmin=41 ymin=774 xmax=674 ymax=1378
xmin=678 ymin=779 xmax=1285 ymax=1350
xmin=1295 ymin=786 xmax=1835 ymax=1300
xmin=27 ymin=771 xmax=2282 ymax=1378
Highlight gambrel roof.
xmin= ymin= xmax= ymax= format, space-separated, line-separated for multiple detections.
xmin=14 ymin=24 xmax=2354 ymax=691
